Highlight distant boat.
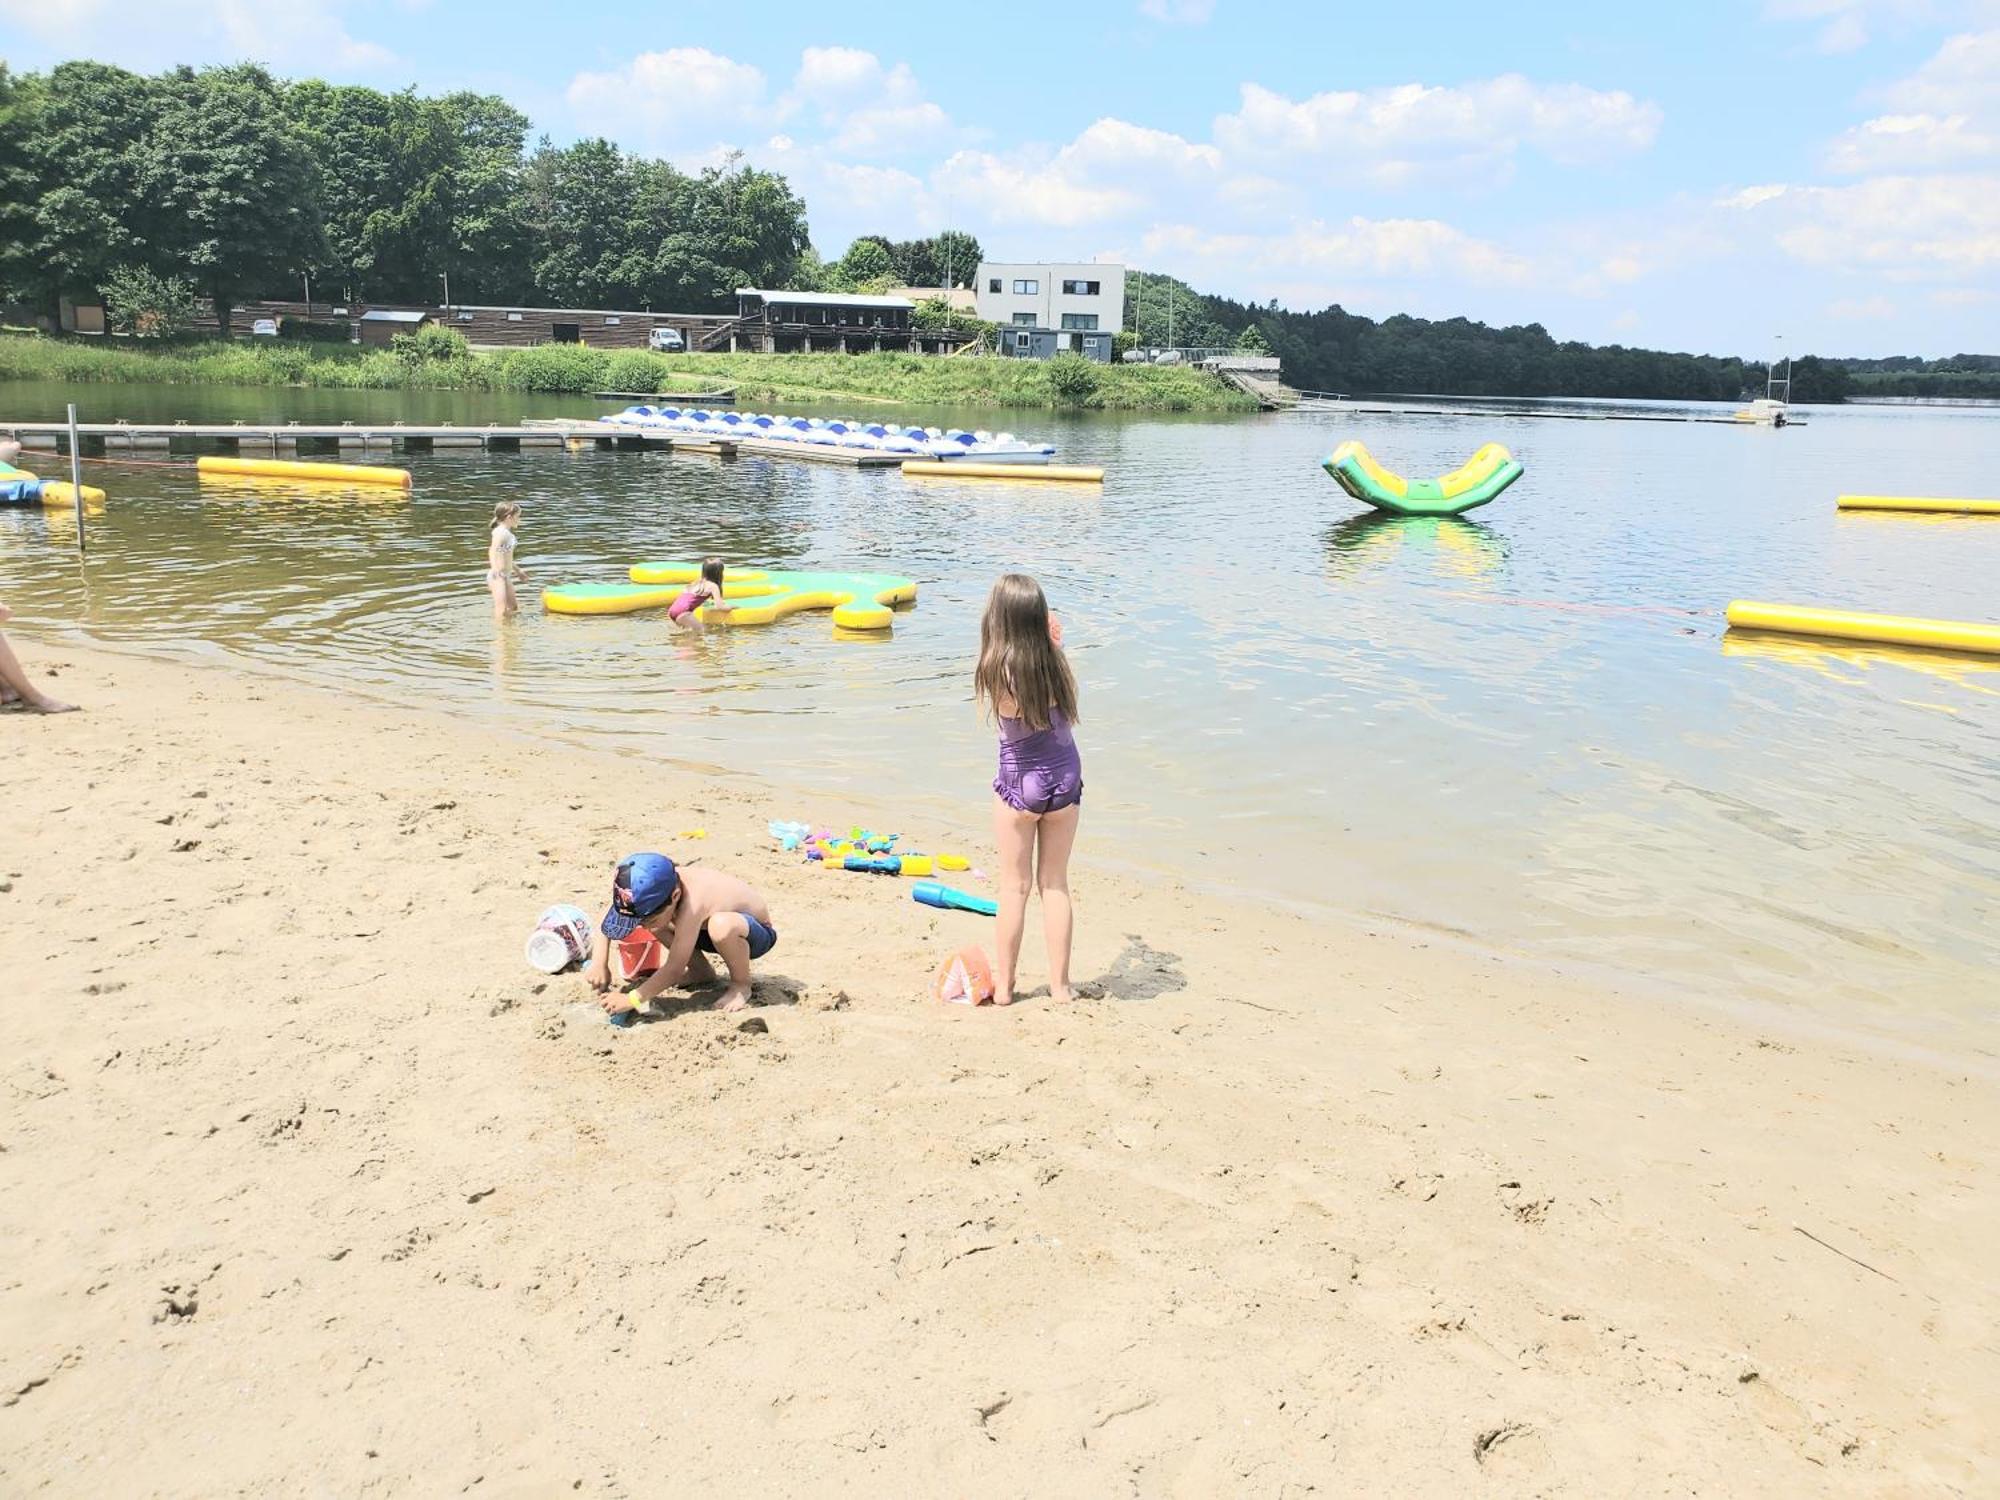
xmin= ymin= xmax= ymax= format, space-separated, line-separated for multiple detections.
xmin=1734 ymin=343 xmax=1793 ymax=426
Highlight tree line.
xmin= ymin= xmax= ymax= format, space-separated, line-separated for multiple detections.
xmin=1124 ymin=271 xmax=1860 ymax=403
xmin=0 ymin=60 xmax=816 ymax=333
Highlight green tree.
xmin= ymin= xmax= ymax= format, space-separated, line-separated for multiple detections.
xmin=100 ymin=265 xmax=199 ymax=335
xmin=12 ymin=62 xmax=164 ymax=315
xmin=143 ymin=65 xmax=324 ymax=336
xmin=1234 ymin=322 xmax=1270 ymax=354
xmin=0 ymin=64 xmax=39 ymax=304
xmin=931 ymin=230 xmax=982 ymax=289
xmin=653 ymin=155 xmax=809 ymax=309
xmin=837 ymin=237 xmax=894 ymax=287
xmin=1046 ymin=352 xmax=1100 ymax=405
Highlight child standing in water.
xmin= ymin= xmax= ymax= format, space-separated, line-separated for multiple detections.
xmin=975 ymin=573 xmax=1082 ymax=1005
xmin=668 ymin=556 xmax=731 ymax=630
xmin=487 ymin=502 xmax=528 ymax=617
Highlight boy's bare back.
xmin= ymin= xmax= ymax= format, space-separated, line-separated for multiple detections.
xmin=676 ymin=865 xmax=769 ymax=929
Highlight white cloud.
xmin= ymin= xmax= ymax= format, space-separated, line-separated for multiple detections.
xmin=1212 ymin=75 xmax=1661 ymax=187
xmin=1764 ymin=0 xmax=1941 ymax=53
xmin=1139 ymin=0 xmax=1216 ymax=21
xmin=941 ymin=119 xmax=1221 ymax=228
xmin=1825 ymin=27 xmax=2000 ymax=168
xmin=1145 ymin=217 xmax=1532 ymax=287
xmin=567 ymin=48 xmax=770 ymax=157
xmin=1735 ymin=172 xmax=2000 ymax=276
xmin=0 ymin=0 xmax=394 ymax=69
xmin=1829 ymin=294 xmax=1899 ymax=317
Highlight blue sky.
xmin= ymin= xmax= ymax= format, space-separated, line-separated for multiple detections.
xmin=3 ymin=0 xmax=1996 ymax=356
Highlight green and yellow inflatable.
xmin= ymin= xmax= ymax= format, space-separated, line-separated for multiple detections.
xmin=1322 ymin=440 xmax=1522 ymax=517
xmin=543 ymin=563 xmax=916 ymax=632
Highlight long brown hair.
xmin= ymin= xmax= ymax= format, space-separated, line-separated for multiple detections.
xmin=975 ymin=573 xmax=1077 ymax=730
xmin=489 ymin=501 xmax=520 ymax=533
xmin=701 ymin=556 xmax=725 ymax=589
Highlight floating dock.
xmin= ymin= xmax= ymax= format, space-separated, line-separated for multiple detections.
xmin=1837 ymin=493 xmax=2000 ymax=516
xmin=1290 ymin=395 xmax=1806 ymax=427
xmin=0 ymin=418 xmax=738 ymax=458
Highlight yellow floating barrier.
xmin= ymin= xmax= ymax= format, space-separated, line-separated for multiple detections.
xmin=196 ymin=455 xmax=412 ymax=489
xmin=901 ymin=461 xmax=1104 ymax=483
xmin=1837 ymin=494 xmax=2000 ymax=515
xmin=1726 ymin=600 xmax=2000 ymax=656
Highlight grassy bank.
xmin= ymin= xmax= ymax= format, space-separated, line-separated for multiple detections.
xmin=0 ymin=333 xmax=1257 ymax=413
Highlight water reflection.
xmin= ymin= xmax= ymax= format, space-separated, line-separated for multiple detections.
xmin=1722 ymin=631 xmax=2000 ymax=694
xmin=1323 ymin=512 xmax=1509 ymax=582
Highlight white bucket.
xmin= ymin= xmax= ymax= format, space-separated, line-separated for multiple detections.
xmin=525 ymin=903 xmax=593 ymax=974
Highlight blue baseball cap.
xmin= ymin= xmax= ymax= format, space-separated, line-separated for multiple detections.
xmin=602 ymin=853 xmax=681 ymax=938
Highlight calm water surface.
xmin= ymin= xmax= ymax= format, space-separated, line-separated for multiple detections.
xmin=4 ymin=378 xmax=1997 ymax=1051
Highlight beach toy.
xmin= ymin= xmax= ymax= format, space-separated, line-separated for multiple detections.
xmin=1322 ymin=441 xmax=1522 ymax=516
xmin=524 ymin=904 xmax=593 ymax=974
xmin=0 ymin=463 xmax=107 ymax=510
xmin=842 ymin=855 xmax=903 ymax=875
xmin=937 ymin=855 xmax=970 ymax=872
xmin=769 ymin=820 xmax=811 ymax=850
xmin=897 ymin=855 xmax=934 ymax=878
xmin=1837 ymin=493 xmax=2000 ymax=516
xmin=912 ymin=882 xmax=999 ymax=918
xmin=1725 ymin=601 xmax=2000 ymax=657
xmin=196 ymin=455 xmax=412 ymax=489
xmin=933 ymin=946 xmax=996 ymax=1006
xmin=543 ymin=564 xmax=916 ymax=632
xmin=678 ymin=828 xmax=707 ymax=839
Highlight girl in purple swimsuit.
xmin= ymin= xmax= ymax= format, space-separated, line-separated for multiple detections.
xmin=975 ymin=573 xmax=1083 ymax=1007
xmin=668 ymin=557 xmax=730 ymax=630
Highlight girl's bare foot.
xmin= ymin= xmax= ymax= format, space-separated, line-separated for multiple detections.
xmin=1049 ymin=985 xmax=1074 ymax=1004
xmin=28 ymin=694 xmax=77 ymax=714
xmin=713 ymin=984 xmax=751 ymax=1013
xmin=992 ymin=988 xmax=1014 ymax=1007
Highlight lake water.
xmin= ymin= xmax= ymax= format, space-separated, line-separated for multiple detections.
xmin=4 ymin=378 xmax=1997 ymax=1052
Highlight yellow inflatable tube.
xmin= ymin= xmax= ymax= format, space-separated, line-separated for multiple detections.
xmin=196 ymin=455 xmax=412 ymax=489
xmin=1726 ymin=600 xmax=2000 ymax=656
xmin=5 ymin=474 xmax=107 ymax=509
xmin=1837 ymin=494 xmax=2000 ymax=516
xmin=901 ymin=462 xmax=1104 ymax=483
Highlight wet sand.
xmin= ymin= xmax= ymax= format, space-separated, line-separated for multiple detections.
xmin=2 ymin=642 xmax=1995 ymax=1495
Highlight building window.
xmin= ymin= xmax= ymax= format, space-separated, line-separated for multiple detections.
xmin=1012 ymin=279 xmax=1039 ymax=295
xmin=603 ymin=316 xmax=621 ymax=325
xmin=1011 ymin=312 xmax=1036 ymax=326
xmin=1013 ymin=332 xmax=1032 ymax=351
xmin=456 ymin=311 xmax=473 ymax=321
xmin=1061 ymin=279 xmax=1101 ymax=296
xmin=988 ymin=277 xmax=1002 ymax=293
xmin=1060 ymin=314 xmax=1099 ymax=330
xmin=506 ymin=312 xmax=523 ymax=321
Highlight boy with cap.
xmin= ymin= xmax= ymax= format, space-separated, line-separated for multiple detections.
xmin=582 ymin=852 xmax=777 ymax=1015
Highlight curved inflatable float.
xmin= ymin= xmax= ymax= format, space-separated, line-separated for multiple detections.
xmin=1726 ymin=600 xmax=2000 ymax=657
xmin=901 ymin=461 xmax=1104 ymax=483
xmin=0 ymin=462 xmax=106 ymax=509
xmin=1837 ymin=493 xmax=2000 ymax=516
xmin=196 ymin=455 xmax=412 ymax=489
xmin=1323 ymin=441 xmax=1522 ymax=517
xmin=544 ymin=564 xmax=916 ymax=633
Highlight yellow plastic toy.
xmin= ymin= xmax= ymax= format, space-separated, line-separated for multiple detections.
xmin=0 ymin=462 xmax=106 ymax=510
xmin=1725 ymin=600 xmax=2000 ymax=656
xmin=901 ymin=461 xmax=1105 ymax=483
xmin=544 ymin=563 xmax=917 ymax=633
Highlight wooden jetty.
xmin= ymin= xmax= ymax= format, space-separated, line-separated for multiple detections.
xmin=0 ymin=416 xmax=911 ymax=468
xmin=591 ymin=389 xmax=736 ymax=405
xmin=0 ymin=417 xmax=738 ymax=457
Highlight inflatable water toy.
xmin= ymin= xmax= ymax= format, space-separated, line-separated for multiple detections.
xmin=1725 ymin=600 xmax=2000 ymax=657
xmin=1837 ymin=493 xmax=2000 ymax=516
xmin=543 ymin=563 xmax=916 ymax=633
xmin=901 ymin=461 xmax=1103 ymax=483
xmin=196 ymin=455 xmax=412 ymax=489
xmin=934 ymin=946 xmax=995 ymax=1005
xmin=1322 ymin=441 xmax=1522 ymax=516
xmin=601 ymin=406 xmax=1058 ymax=464
xmin=0 ymin=462 xmax=105 ymax=509
xmin=912 ymin=882 xmax=998 ymax=918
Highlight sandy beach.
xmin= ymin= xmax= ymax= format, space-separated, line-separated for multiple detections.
xmin=2 ymin=639 xmax=1995 ymax=1496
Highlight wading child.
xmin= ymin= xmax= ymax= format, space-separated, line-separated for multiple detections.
xmin=582 ymin=852 xmax=776 ymax=1014
xmin=487 ymin=502 xmax=528 ymax=617
xmin=975 ymin=573 xmax=1082 ymax=1006
xmin=668 ymin=556 xmax=731 ymax=630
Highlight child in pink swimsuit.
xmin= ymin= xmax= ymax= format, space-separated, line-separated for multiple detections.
xmin=974 ymin=573 xmax=1083 ymax=1007
xmin=668 ymin=557 xmax=729 ymax=629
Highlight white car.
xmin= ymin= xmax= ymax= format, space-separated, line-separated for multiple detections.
xmin=648 ymin=327 xmax=685 ymax=352
xmin=250 ymin=318 xmax=279 ymax=337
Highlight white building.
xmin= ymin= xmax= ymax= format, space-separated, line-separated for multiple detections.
xmin=974 ymin=261 xmax=1126 ymax=362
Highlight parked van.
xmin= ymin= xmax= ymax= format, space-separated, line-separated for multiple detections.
xmin=648 ymin=327 xmax=685 ymax=352
xmin=250 ymin=318 xmax=280 ymax=337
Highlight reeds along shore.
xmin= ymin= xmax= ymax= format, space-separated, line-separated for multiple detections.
xmin=0 ymin=335 xmax=1258 ymax=412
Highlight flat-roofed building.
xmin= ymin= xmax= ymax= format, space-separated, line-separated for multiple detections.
xmin=974 ymin=262 xmax=1125 ymax=362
